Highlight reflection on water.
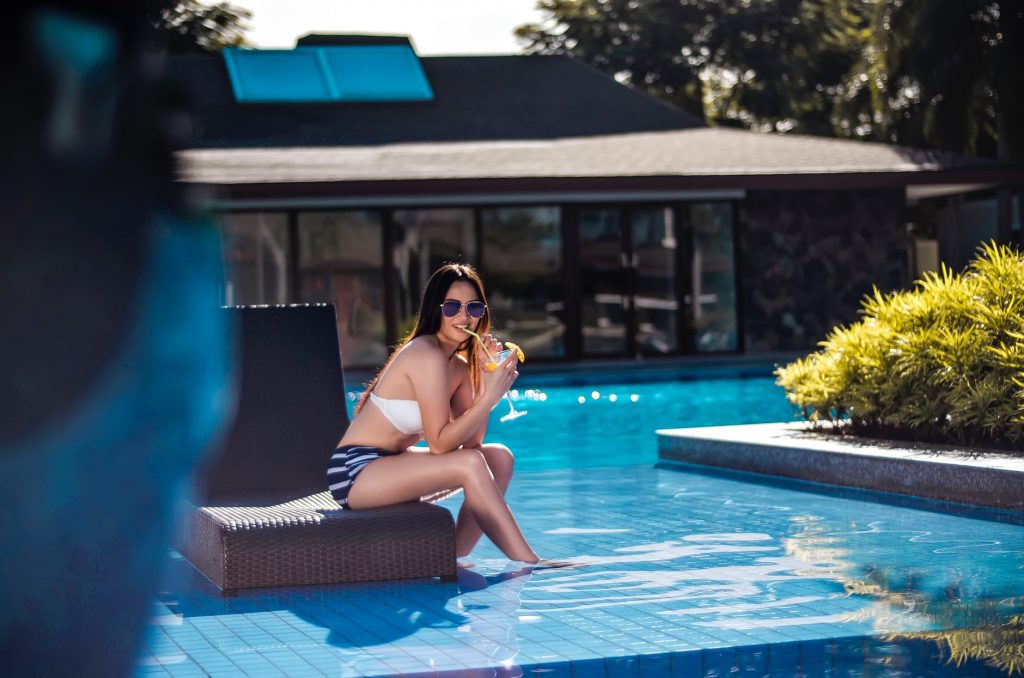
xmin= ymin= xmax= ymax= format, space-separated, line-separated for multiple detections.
xmin=517 ymin=533 xmax=847 ymax=624
xmin=885 ymin=617 xmax=1024 ymax=676
xmin=512 ymin=515 xmax=1023 ymax=673
xmin=781 ymin=512 xmax=1024 ymax=675
xmin=472 ymin=471 xmax=1024 ymax=676
xmin=507 ymin=525 xmax=1022 ymax=673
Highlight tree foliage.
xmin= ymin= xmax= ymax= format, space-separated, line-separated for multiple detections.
xmin=150 ymin=0 xmax=251 ymax=54
xmin=516 ymin=0 xmax=713 ymax=120
xmin=517 ymin=0 xmax=1024 ymax=158
xmin=833 ymin=0 xmax=1024 ymax=158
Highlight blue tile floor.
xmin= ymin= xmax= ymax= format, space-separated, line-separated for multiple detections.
xmin=138 ymin=464 xmax=1024 ymax=676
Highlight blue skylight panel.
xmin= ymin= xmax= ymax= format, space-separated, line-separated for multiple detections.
xmin=224 ymin=48 xmax=335 ymax=102
xmin=223 ymin=45 xmax=433 ymax=103
xmin=321 ymin=45 xmax=433 ymax=101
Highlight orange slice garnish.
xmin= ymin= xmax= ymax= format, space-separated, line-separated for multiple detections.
xmin=503 ymin=341 xmax=526 ymax=363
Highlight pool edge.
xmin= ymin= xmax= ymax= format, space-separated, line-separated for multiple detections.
xmin=657 ymin=422 xmax=1024 ymax=513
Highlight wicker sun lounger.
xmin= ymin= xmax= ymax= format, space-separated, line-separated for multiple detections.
xmin=176 ymin=305 xmax=456 ymax=593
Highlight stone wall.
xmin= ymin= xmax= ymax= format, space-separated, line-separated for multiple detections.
xmin=738 ymin=188 xmax=908 ymax=351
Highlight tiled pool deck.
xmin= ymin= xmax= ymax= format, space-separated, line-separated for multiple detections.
xmin=139 ymin=463 xmax=1024 ymax=677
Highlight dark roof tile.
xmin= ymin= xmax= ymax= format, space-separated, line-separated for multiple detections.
xmin=168 ymin=53 xmax=703 ymax=148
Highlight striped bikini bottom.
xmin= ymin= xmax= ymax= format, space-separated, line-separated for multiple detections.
xmin=327 ymin=444 xmax=402 ymax=509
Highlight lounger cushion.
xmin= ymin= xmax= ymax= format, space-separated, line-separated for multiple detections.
xmin=178 ymin=492 xmax=455 ymax=590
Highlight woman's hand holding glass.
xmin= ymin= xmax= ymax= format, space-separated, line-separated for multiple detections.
xmin=480 ymin=348 xmax=519 ymax=405
xmin=462 ymin=327 xmax=528 ymax=421
xmin=474 ymin=332 xmax=504 ymax=369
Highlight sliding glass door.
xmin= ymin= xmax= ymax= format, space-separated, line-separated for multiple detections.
xmin=578 ymin=206 xmax=680 ymax=357
xmin=579 ymin=208 xmax=628 ymax=355
xmin=391 ymin=208 xmax=475 ymax=336
xmin=632 ymin=207 xmax=678 ymax=355
xmin=297 ymin=211 xmax=388 ymax=366
xmin=481 ymin=207 xmax=564 ymax=358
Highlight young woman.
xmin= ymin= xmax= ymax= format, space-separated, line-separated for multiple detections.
xmin=328 ymin=263 xmax=545 ymax=565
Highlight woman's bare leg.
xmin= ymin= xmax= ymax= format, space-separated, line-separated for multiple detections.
xmin=346 ymin=447 xmax=539 ymax=563
xmin=454 ymin=443 xmax=514 ymax=557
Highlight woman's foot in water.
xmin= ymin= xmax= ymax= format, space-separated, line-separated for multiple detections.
xmin=529 ymin=558 xmax=583 ymax=570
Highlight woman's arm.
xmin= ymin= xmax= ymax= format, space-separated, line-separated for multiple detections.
xmin=451 ymin=373 xmax=487 ymax=449
xmin=453 ymin=330 xmax=504 ymax=448
xmin=411 ymin=344 xmax=515 ymax=454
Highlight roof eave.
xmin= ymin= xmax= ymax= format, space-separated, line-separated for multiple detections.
xmin=186 ymin=167 xmax=1024 ymax=204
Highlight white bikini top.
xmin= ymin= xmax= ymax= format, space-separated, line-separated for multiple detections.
xmin=369 ymin=391 xmax=424 ymax=435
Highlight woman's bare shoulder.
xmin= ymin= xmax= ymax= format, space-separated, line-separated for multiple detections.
xmin=393 ymin=336 xmax=445 ymax=366
xmin=389 ymin=337 xmax=449 ymax=393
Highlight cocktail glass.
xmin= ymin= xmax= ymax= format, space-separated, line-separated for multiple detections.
xmin=493 ymin=349 xmax=528 ymax=422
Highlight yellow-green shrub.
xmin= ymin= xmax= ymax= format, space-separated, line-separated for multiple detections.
xmin=775 ymin=242 xmax=1024 ymax=449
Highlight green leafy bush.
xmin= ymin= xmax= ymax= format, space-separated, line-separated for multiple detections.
xmin=775 ymin=242 xmax=1024 ymax=450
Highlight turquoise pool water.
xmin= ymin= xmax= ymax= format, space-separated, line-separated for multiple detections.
xmin=348 ymin=374 xmax=796 ymax=470
xmin=142 ymin=373 xmax=1024 ymax=677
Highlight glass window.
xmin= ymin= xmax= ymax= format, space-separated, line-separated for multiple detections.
xmin=689 ymin=203 xmax=738 ymax=352
xmin=217 ymin=212 xmax=290 ymax=306
xmin=298 ymin=211 xmax=387 ymax=366
xmin=632 ymin=207 xmax=677 ymax=354
xmin=481 ymin=207 xmax=564 ymax=358
xmin=579 ymin=208 xmax=626 ymax=355
xmin=392 ymin=209 xmax=475 ymax=335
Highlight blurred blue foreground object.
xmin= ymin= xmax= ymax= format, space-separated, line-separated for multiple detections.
xmin=0 ymin=219 xmax=233 ymax=676
xmin=0 ymin=3 xmax=234 ymax=676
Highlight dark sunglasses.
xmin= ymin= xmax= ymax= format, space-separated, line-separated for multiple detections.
xmin=440 ymin=300 xmax=487 ymax=319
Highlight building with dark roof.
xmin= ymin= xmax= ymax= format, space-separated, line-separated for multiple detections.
xmin=172 ymin=35 xmax=1024 ymax=368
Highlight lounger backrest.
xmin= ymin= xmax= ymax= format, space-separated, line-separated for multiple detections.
xmin=199 ymin=304 xmax=350 ymax=502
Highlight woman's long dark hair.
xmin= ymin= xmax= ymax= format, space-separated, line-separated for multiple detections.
xmin=355 ymin=263 xmax=492 ymax=414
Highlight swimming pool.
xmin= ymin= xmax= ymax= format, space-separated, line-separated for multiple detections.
xmin=347 ymin=373 xmax=796 ymax=470
xmin=141 ymin=373 xmax=1024 ymax=677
